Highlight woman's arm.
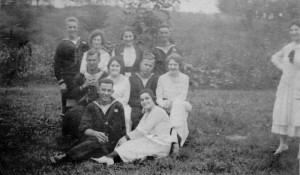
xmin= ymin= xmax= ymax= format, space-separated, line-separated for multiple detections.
xmin=80 ymin=52 xmax=88 ymax=73
xmin=271 ymin=47 xmax=285 ymax=71
xmin=127 ymin=107 xmax=163 ymax=140
xmin=99 ymin=51 xmax=110 ymax=72
xmin=156 ymin=76 xmax=166 ymax=107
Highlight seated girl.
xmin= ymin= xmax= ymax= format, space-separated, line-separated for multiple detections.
xmin=156 ymin=53 xmax=192 ymax=148
xmin=106 ymin=56 xmax=132 ymax=134
xmin=62 ymin=49 xmax=107 ymax=139
xmin=91 ymin=89 xmax=173 ymax=165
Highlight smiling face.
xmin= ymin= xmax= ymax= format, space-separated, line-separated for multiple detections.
xmin=66 ymin=21 xmax=79 ymax=39
xmin=86 ymin=54 xmax=100 ymax=70
xmin=98 ymin=83 xmax=114 ymax=104
xmin=122 ymin=31 xmax=134 ymax=46
xmin=168 ymin=59 xmax=180 ymax=73
xmin=92 ymin=35 xmax=102 ymax=49
xmin=140 ymin=92 xmax=155 ymax=110
xmin=140 ymin=59 xmax=155 ymax=75
xmin=158 ymin=27 xmax=171 ymax=42
xmin=109 ymin=60 xmax=121 ymax=76
xmin=290 ymin=25 xmax=300 ymax=42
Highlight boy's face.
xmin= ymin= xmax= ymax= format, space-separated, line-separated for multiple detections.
xmin=66 ymin=21 xmax=79 ymax=39
xmin=140 ymin=59 xmax=155 ymax=75
xmin=98 ymin=83 xmax=114 ymax=103
xmin=86 ymin=54 xmax=100 ymax=70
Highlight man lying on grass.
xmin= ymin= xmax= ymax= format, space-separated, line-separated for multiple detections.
xmin=50 ymin=78 xmax=126 ymax=164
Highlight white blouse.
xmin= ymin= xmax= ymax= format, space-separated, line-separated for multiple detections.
xmin=111 ymin=75 xmax=131 ymax=106
xmin=156 ymin=72 xmax=189 ymax=107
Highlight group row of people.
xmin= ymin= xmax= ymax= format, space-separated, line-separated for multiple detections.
xmin=50 ymin=17 xmax=192 ymax=165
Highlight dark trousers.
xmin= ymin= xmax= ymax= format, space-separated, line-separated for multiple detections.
xmin=66 ymin=137 xmax=111 ymax=161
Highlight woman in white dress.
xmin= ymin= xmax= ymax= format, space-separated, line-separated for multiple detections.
xmin=271 ymin=19 xmax=300 ymax=156
xmin=156 ymin=53 xmax=192 ymax=148
xmin=106 ymin=56 xmax=132 ymax=134
xmin=80 ymin=29 xmax=110 ymax=73
xmin=91 ymin=89 xmax=173 ymax=165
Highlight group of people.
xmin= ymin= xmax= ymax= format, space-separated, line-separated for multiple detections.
xmin=50 ymin=17 xmax=192 ymax=165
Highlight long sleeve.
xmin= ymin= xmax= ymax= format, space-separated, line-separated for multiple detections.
xmin=54 ymin=43 xmax=64 ymax=82
xmin=80 ymin=52 xmax=88 ymax=74
xmin=127 ymin=108 xmax=162 ymax=140
xmin=79 ymin=104 xmax=95 ymax=133
xmin=156 ymin=76 xmax=165 ymax=107
xmin=121 ymin=78 xmax=130 ymax=105
xmin=98 ymin=51 xmax=110 ymax=72
xmin=271 ymin=47 xmax=285 ymax=71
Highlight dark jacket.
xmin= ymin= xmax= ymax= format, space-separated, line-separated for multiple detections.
xmin=113 ymin=44 xmax=143 ymax=74
xmin=68 ymin=71 xmax=108 ymax=106
xmin=79 ymin=98 xmax=126 ymax=148
xmin=54 ymin=38 xmax=89 ymax=87
xmin=128 ymin=73 xmax=160 ymax=108
xmin=152 ymin=45 xmax=182 ymax=75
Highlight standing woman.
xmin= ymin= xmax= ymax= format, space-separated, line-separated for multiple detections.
xmin=152 ymin=24 xmax=182 ymax=75
xmin=112 ymin=27 xmax=142 ymax=77
xmin=271 ymin=19 xmax=300 ymax=155
xmin=92 ymin=89 xmax=173 ymax=165
xmin=156 ymin=53 xmax=192 ymax=148
xmin=107 ymin=57 xmax=132 ymax=134
xmin=80 ymin=29 xmax=110 ymax=73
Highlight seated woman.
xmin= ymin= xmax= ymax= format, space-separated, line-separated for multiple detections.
xmin=111 ymin=26 xmax=142 ymax=77
xmin=91 ymin=89 xmax=173 ymax=165
xmin=156 ymin=53 xmax=192 ymax=147
xmin=62 ymin=49 xmax=107 ymax=139
xmin=80 ymin=29 xmax=110 ymax=73
xmin=106 ymin=56 xmax=132 ymax=134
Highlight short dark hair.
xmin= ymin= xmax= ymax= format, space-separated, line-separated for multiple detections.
xmin=99 ymin=78 xmax=114 ymax=87
xmin=88 ymin=29 xmax=106 ymax=47
xmin=107 ymin=56 xmax=125 ymax=75
xmin=120 ymin=26 xmax=136 ymax=40
xmin=86 ymin=48 xmax=100 ymax=60
xmin=140 ymin=88 xmax=156 ymax=102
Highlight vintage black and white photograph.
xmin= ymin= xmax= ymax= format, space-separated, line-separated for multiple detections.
xmin=1 ymin=0 xmax=300 ymax=174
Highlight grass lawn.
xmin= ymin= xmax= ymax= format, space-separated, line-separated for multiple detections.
xmin=0 ymin=86 xmax=298 ymax=175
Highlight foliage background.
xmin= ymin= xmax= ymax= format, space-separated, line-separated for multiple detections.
xmin=1 ymin=0 xmax=300 ymax=89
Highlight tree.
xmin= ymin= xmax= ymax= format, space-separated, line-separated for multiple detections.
xmin=0 ymin=0 xmax=37 ymax=85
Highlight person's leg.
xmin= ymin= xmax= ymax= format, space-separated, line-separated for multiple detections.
xmin=274 ymin=135 xmax=288 ymax=155
xmin=67 ymin=137 xmax=109 ymax=161
xmin=124 ymin=105 xmax=132 ymax=134
xmin=91 ymin=151 xmax=120 ymax=165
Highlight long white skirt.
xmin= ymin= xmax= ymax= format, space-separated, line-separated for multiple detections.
xmin=170 ymin=99 xmax=192 ymax=146
xmin=115 ymin=137 xmax=170 ymax=163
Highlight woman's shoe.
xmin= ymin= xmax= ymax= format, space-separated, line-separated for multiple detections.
xmin=274 ymin=145 xmax=289 ymax=155
xmin=91 ymin=156 xmax=114 ymax=165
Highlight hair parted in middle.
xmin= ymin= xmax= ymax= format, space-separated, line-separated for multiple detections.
xmin=166 ymin=52 xmax=185 ymax=72
xmin=139 ymin=88 xmax=156 ymax=102
xmin=107 ymin=56 xmax=125 ymax=75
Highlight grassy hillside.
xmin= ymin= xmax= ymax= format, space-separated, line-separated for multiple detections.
xmin=0 ymin=86 xmax=298 ymax=174
xmin=14 ymin=5 xmax=290 ymax=89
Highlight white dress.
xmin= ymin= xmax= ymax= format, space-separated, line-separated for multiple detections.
xmin=80 ymin=49 xmax=110 ymax=73
xmin=111 ymin=75 xmax=132 ymax=129
xmin=156 ymin=72 xmax=192 ymax=146
xmin=115 ymin=106 xmax=172 ymax=162
xmin=271 ymin=42 xmax=300 ymax=137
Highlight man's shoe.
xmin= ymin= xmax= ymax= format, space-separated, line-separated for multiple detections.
xmin=50 ymin=153 xmax=67 ymax=164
